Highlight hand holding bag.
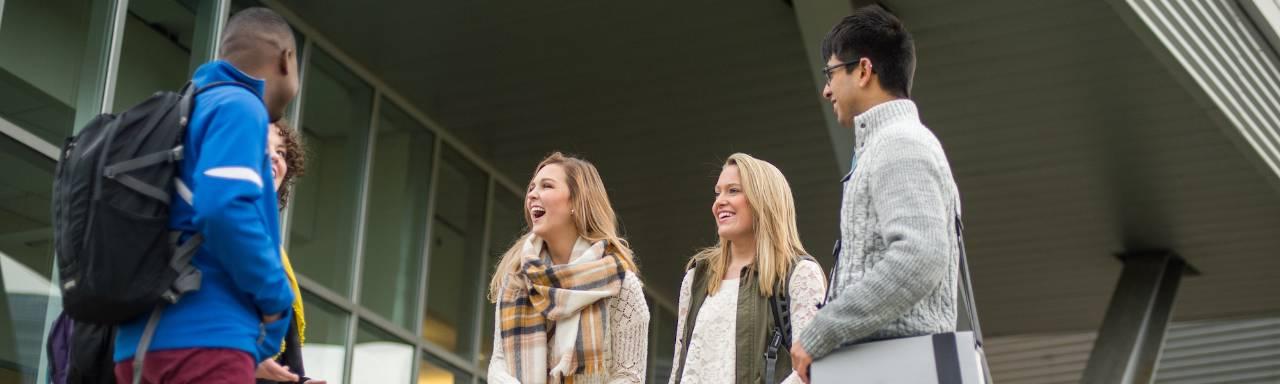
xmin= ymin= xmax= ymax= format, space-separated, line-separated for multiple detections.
xmin=811 ymin=213 xmax=992 ymax=384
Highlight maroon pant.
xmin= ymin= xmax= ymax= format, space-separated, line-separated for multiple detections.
xmin=115 ymin=348 xmax=255 ymax=384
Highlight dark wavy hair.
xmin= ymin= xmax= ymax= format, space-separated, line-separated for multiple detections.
xmin=273 ymin=120 xmax=306 ymax=210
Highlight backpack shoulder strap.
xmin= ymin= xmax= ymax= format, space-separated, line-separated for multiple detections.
xmin=181 ymin=81 xmax=261 ymax=123
xmin=195 ymin=80 xmax=258 ymax=97
xmin=771 ymin=254 xmax=816 ymax=346
xmin=765 ymin=254 xmax=815 ymax=383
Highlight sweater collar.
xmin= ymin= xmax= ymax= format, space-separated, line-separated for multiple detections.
xmin=191 ymin=60 xmax=266 ymax=99
xmin=853 ymin=99 xmax=919 ymax=153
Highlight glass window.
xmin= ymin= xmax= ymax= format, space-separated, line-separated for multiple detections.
xmin=299 ymin=291 xmax=350 ymax=384
xmin=358 ymin=100 xmax=433 ymax=330
xmin=418 ymin=355 xmax=472 ymax=384
xmin=288 ymin=48 xmax=373 ymax=297
xmin=478 ymin=188 xmax=524 ymax=369
xmin=422 ymin=148 xmax=487 ymax=356
xmin=112 ymin=0 xmax=196 ymax=112
xmin=0 ymin=0 xmax=106 ymax=144
xmin=0 ymin=134 xmax=56 ymax=383
xmin=351 ymin=321 xmax=415 ymax=383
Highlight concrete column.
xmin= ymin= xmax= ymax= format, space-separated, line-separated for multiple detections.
xmin=1082 ymin=251 xmax=1188 ymax=384
xmin=791 ymin=0 xmax=861 ymax=174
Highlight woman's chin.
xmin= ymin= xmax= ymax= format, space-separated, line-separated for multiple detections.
xmin=717 ymin=227 xmax=742 ymax=241
xmin=530 ymin=223 xmax=559 ymax=239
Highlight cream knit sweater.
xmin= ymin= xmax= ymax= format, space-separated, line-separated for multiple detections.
xmin=487 ymin=272 xmax=650 ymax=384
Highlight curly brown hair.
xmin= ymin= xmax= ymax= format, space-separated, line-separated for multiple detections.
xmin=273 ymin=120 xmax=306 ymax=210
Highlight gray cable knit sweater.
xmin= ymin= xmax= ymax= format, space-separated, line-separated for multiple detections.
xmin=798 ymin=99 xmax=961 ymax=359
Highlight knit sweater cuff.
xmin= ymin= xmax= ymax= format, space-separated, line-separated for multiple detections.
xmin=797 ymin=317 xmax=839 ymax=360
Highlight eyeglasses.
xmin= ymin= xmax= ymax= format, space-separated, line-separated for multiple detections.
xmin=821 ymin=60 xmax=870 ymax=83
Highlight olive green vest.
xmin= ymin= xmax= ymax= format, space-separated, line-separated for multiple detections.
xmin=672 ymin=257 xmax=813 ymax=384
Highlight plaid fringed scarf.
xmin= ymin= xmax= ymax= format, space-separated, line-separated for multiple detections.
xmin=500 ymin=236 xmax=626 ymax=384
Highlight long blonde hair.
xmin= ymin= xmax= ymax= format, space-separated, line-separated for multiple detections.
xmin=488 ymin=152 xmax=639 ymax=302
xmin=689 ymin=153 xmax=809 ymax=297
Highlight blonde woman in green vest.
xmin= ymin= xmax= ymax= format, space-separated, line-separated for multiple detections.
xmin=669 ymin=153 xmax=827 ymax=384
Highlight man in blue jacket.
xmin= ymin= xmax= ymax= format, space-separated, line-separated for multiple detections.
xmin=113 ymin=7 xmax=302 ymax=383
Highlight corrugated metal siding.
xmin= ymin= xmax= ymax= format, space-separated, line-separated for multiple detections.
xmin=891 ymin=0 xmax=1280 ymax=335
xmin=1117 ymin=0 xmax=1280 ymax=187
xmin=986 ymin=316 xmax=1280 ymax=383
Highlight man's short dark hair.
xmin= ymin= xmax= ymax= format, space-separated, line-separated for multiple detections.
xmin=821 ymin=5 xmax=915 ymax=98
xmin=219 ymin=7 xmax=295 ymax=66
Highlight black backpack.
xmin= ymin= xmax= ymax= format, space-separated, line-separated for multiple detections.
xmin=53 ymin=82 xmax=206 ymax=325
xmin=51 ymin=81 xmax=245 ymax=384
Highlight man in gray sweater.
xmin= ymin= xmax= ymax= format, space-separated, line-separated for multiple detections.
xmin=791 ymin=5 xmax=962 ymax=382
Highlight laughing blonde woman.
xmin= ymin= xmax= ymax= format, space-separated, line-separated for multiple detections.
xmin=669 ymin=153 xmax=826 ymax=384
xmin=487 ymin=152 xmax=649 ymax=384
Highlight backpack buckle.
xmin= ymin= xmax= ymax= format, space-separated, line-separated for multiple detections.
xmin=170 ymin=146 xmax=184 ymax=162
xmin=766 ymin=328 xmax=783 ymax=358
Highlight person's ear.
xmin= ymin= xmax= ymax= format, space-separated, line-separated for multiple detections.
xmin=857 ymin=58 xmax=874 ymax=88
xmin=279 ymin=49 xmax=293 ymax=76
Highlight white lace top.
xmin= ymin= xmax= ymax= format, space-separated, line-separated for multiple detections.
xmin=678 ymin=278 xmax=740 ymax=383
xmin=669 ymin=260 xmax=826 ymax=384
xmin=488 ymin=272 xmax=650 ymax=384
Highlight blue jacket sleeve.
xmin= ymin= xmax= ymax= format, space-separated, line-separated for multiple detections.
xmin=189 ymin=93 xmax=295 ymax=318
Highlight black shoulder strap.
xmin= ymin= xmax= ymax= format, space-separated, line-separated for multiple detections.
xmin=180 ymin=81 xmax=259 ymax=124
xmin=177 ymin=81 xmax=196 ymax=128
xmin=764 ymin=254 xmax=816 ymax=383
xmin=772 ymin=254 xmax=816 ymax=345
xmin=195 ymin=80 xmax=258 ymax=97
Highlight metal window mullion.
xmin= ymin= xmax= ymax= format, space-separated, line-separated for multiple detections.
xmin=355 ymin=307 xmax=417 ymax=347
xmin=188 ymin=0 xmax=230 ymax=73
xmin=0 ymin=117 xmax=59 ymax=159
xmin=413 ymin=135 xmax=446 ymax=379
xmin=98 ymin=0 xmax=130 ymax=115
xmin=341 ymin=90 xmax=381 ymax=384
xmin=289 ymin=39 xmax=313 ymax=130
xmin=420 ymin=341 xmax=480 ymax=378
xmin=72 ymin=0 xmax=128 ymax=129
xmin=348 ymin=92 xmax=380 ymax=304
xmin=470 ymin=177 xmax=498 ymax=376
xmin=280 ymin=38 xmax=313 ymax=246
xmin=297 ymin=274 xmax=359 ymax=312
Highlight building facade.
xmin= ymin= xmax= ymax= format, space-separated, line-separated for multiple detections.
xmin=0 ymin=1 xmax=677 ymax=383
xmin=4 ymin=0 xmax=1280 ymax=383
